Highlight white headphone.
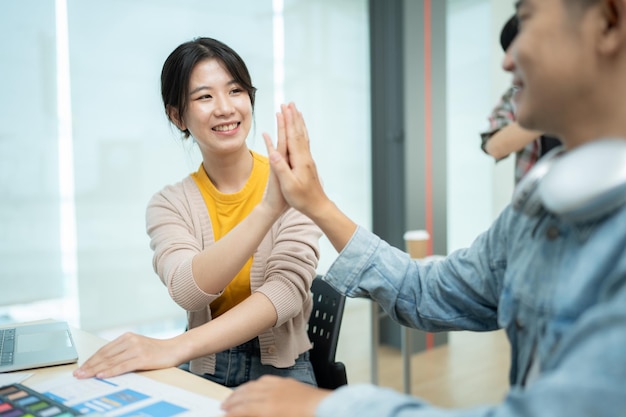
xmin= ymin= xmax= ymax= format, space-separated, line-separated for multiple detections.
xmin=512 ymin=138 xmax=626 ymax=223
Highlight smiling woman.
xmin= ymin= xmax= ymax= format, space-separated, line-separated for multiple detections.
xmin=161 ymin=39 xmax=257 ymax=144
xmin=166 ymin=53 xmax=255 ymax=166
xmin=72 ymin=37 xmax=324 ymax=388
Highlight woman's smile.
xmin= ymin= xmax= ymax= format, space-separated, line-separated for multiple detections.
xmin=213 ymin=122 xmax=241 ymax=134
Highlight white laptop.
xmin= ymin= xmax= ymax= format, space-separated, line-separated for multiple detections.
xmin=0 ymin=321 xmax=78 ymax=373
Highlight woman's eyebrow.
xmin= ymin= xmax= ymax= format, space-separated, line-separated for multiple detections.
xmin=189 ymin=80 xmax=239 ymax=95
xmin=189 ymin=85 xmax=211 ymax=95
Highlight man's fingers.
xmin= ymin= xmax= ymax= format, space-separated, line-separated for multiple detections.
xmin=276 ymin=112 xmax=288 ymax=159
xmin=281 ymin=103 xmax=311 ymax=169
xmin=222 ymin=377 xmax=283 ymax=417
xmin=222 ymin=380 xmax=267 ymax=416
xmin=290 ymin=103 xmax=311 ymax=149
xmin=222 ymin=376 xmax=323 ymax=417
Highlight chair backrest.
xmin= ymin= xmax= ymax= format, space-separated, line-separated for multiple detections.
xmin=307 ymin=275 xmax=348 ymax=389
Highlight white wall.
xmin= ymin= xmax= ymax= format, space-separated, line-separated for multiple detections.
xmin=446 ymin=0 xmax=517 ymax=349
xmin=277 ymin=0 xmax=373 ymax=385
xmin=489 ymin=0 xmax=518 ymax=217
xmin=0 ymin=1 xmax=65 ymax=309
xmin=446 ymin=0 xmax=517 ymax=254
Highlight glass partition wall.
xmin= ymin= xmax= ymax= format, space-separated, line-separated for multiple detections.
xmin=0 ymin=0 xmax=517 ymax=387
xmin=0 ymin=0 xmax=371 ymax=380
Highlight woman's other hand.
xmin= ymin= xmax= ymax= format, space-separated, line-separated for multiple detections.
xmin=72 ymin=332 xmax=183 ymax=379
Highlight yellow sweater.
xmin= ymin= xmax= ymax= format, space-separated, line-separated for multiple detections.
xmin=146 ymin=153 xmax=322 ymax=375
xmin=191 ymin=151 xmax=269 ymax=318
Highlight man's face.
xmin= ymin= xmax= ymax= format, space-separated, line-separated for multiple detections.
xmin=505 ymin=0 xmax=599 ymax=142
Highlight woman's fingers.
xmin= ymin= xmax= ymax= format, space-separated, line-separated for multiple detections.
xmin=73 ymin=333 xmax=159 ymax=379
xmin=264 ymin=131 xmax=295 ymax=187
xmin=263 ymin=132 xmax=277 ymax=155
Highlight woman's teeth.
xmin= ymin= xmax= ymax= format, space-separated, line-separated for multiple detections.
xmin=213 ymin=122 xmax=238 ymax=132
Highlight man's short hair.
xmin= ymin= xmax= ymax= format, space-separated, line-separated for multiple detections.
xmin=500 ymin=14 xmax=518 ymax=52
xmin=563 ymin=0 xmax=600 ymax=11
xmin=565 ymin=0 xmax=599 ymax=7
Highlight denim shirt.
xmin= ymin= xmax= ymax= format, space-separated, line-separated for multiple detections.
xmin=318 ymin=204 xmax=626 ymax=417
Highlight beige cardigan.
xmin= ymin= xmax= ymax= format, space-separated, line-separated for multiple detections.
xmin=146 ymin=175 xmax=322 ymax=375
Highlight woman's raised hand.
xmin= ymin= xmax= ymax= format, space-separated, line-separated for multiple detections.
xmin=261 ymin=109 xmax=289 ymax=218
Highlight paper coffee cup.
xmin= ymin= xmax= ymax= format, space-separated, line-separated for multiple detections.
xmin=403 ymin=230 xmax=430 ymax=259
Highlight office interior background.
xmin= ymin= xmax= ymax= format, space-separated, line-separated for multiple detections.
xmin=1 ymin=0 xmax=516 ymax=387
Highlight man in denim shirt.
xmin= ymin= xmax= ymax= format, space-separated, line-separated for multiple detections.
xmin=223 ymin=0 xmax=626 ymax=416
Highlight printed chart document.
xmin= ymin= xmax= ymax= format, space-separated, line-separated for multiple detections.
xmin=0 ymin=372 xmax=32 ymax=387
xmin=31 ymin=371 xmax=224 ymax=417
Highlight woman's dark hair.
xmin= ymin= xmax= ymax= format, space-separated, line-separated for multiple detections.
xmin=160 ymin=37 xmax=257 ymax=138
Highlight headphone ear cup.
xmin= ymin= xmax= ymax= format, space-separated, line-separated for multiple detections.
xmin=539 ymin=138 xmax=626 ymax=222
xmin=512 ymin=146 xmax=564 ymax=217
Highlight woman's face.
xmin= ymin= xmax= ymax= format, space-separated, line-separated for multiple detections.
xmin=178 ymin=58 xmax=252 ymax=157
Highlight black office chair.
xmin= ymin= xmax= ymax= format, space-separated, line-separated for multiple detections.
xmin=307 ymin=275 xmax=348 ymax=389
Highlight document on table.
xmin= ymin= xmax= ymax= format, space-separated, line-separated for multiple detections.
xmin=0 ymin=372 xmax=32 ymax=387
xmin=30 ymin=371 xmax=224 ymax=417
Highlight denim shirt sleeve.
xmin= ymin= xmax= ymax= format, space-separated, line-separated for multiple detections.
xmin=318 ymin=263 xmax=626 ymax=417
xmin=317 ymin=281 xmax=626 ymax=417
xmin=317 ymin=384 xmax=482 ymax=417
xmin=324 ymin=225 xmax=505 ymax=332
xmin=320 ymin=208 xmax=626 ymax=417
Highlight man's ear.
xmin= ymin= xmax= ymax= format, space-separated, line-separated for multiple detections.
xmin=597 ymin=0 xmax=626 ymax=55
xmin=166 ymin=105 xmax=186 ymax=132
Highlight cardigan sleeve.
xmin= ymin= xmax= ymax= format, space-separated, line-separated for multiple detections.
xmin=254 ymin=207 xmax=322 ymax=326
xmin=146 ymin=178 xmax=221 ymax=311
